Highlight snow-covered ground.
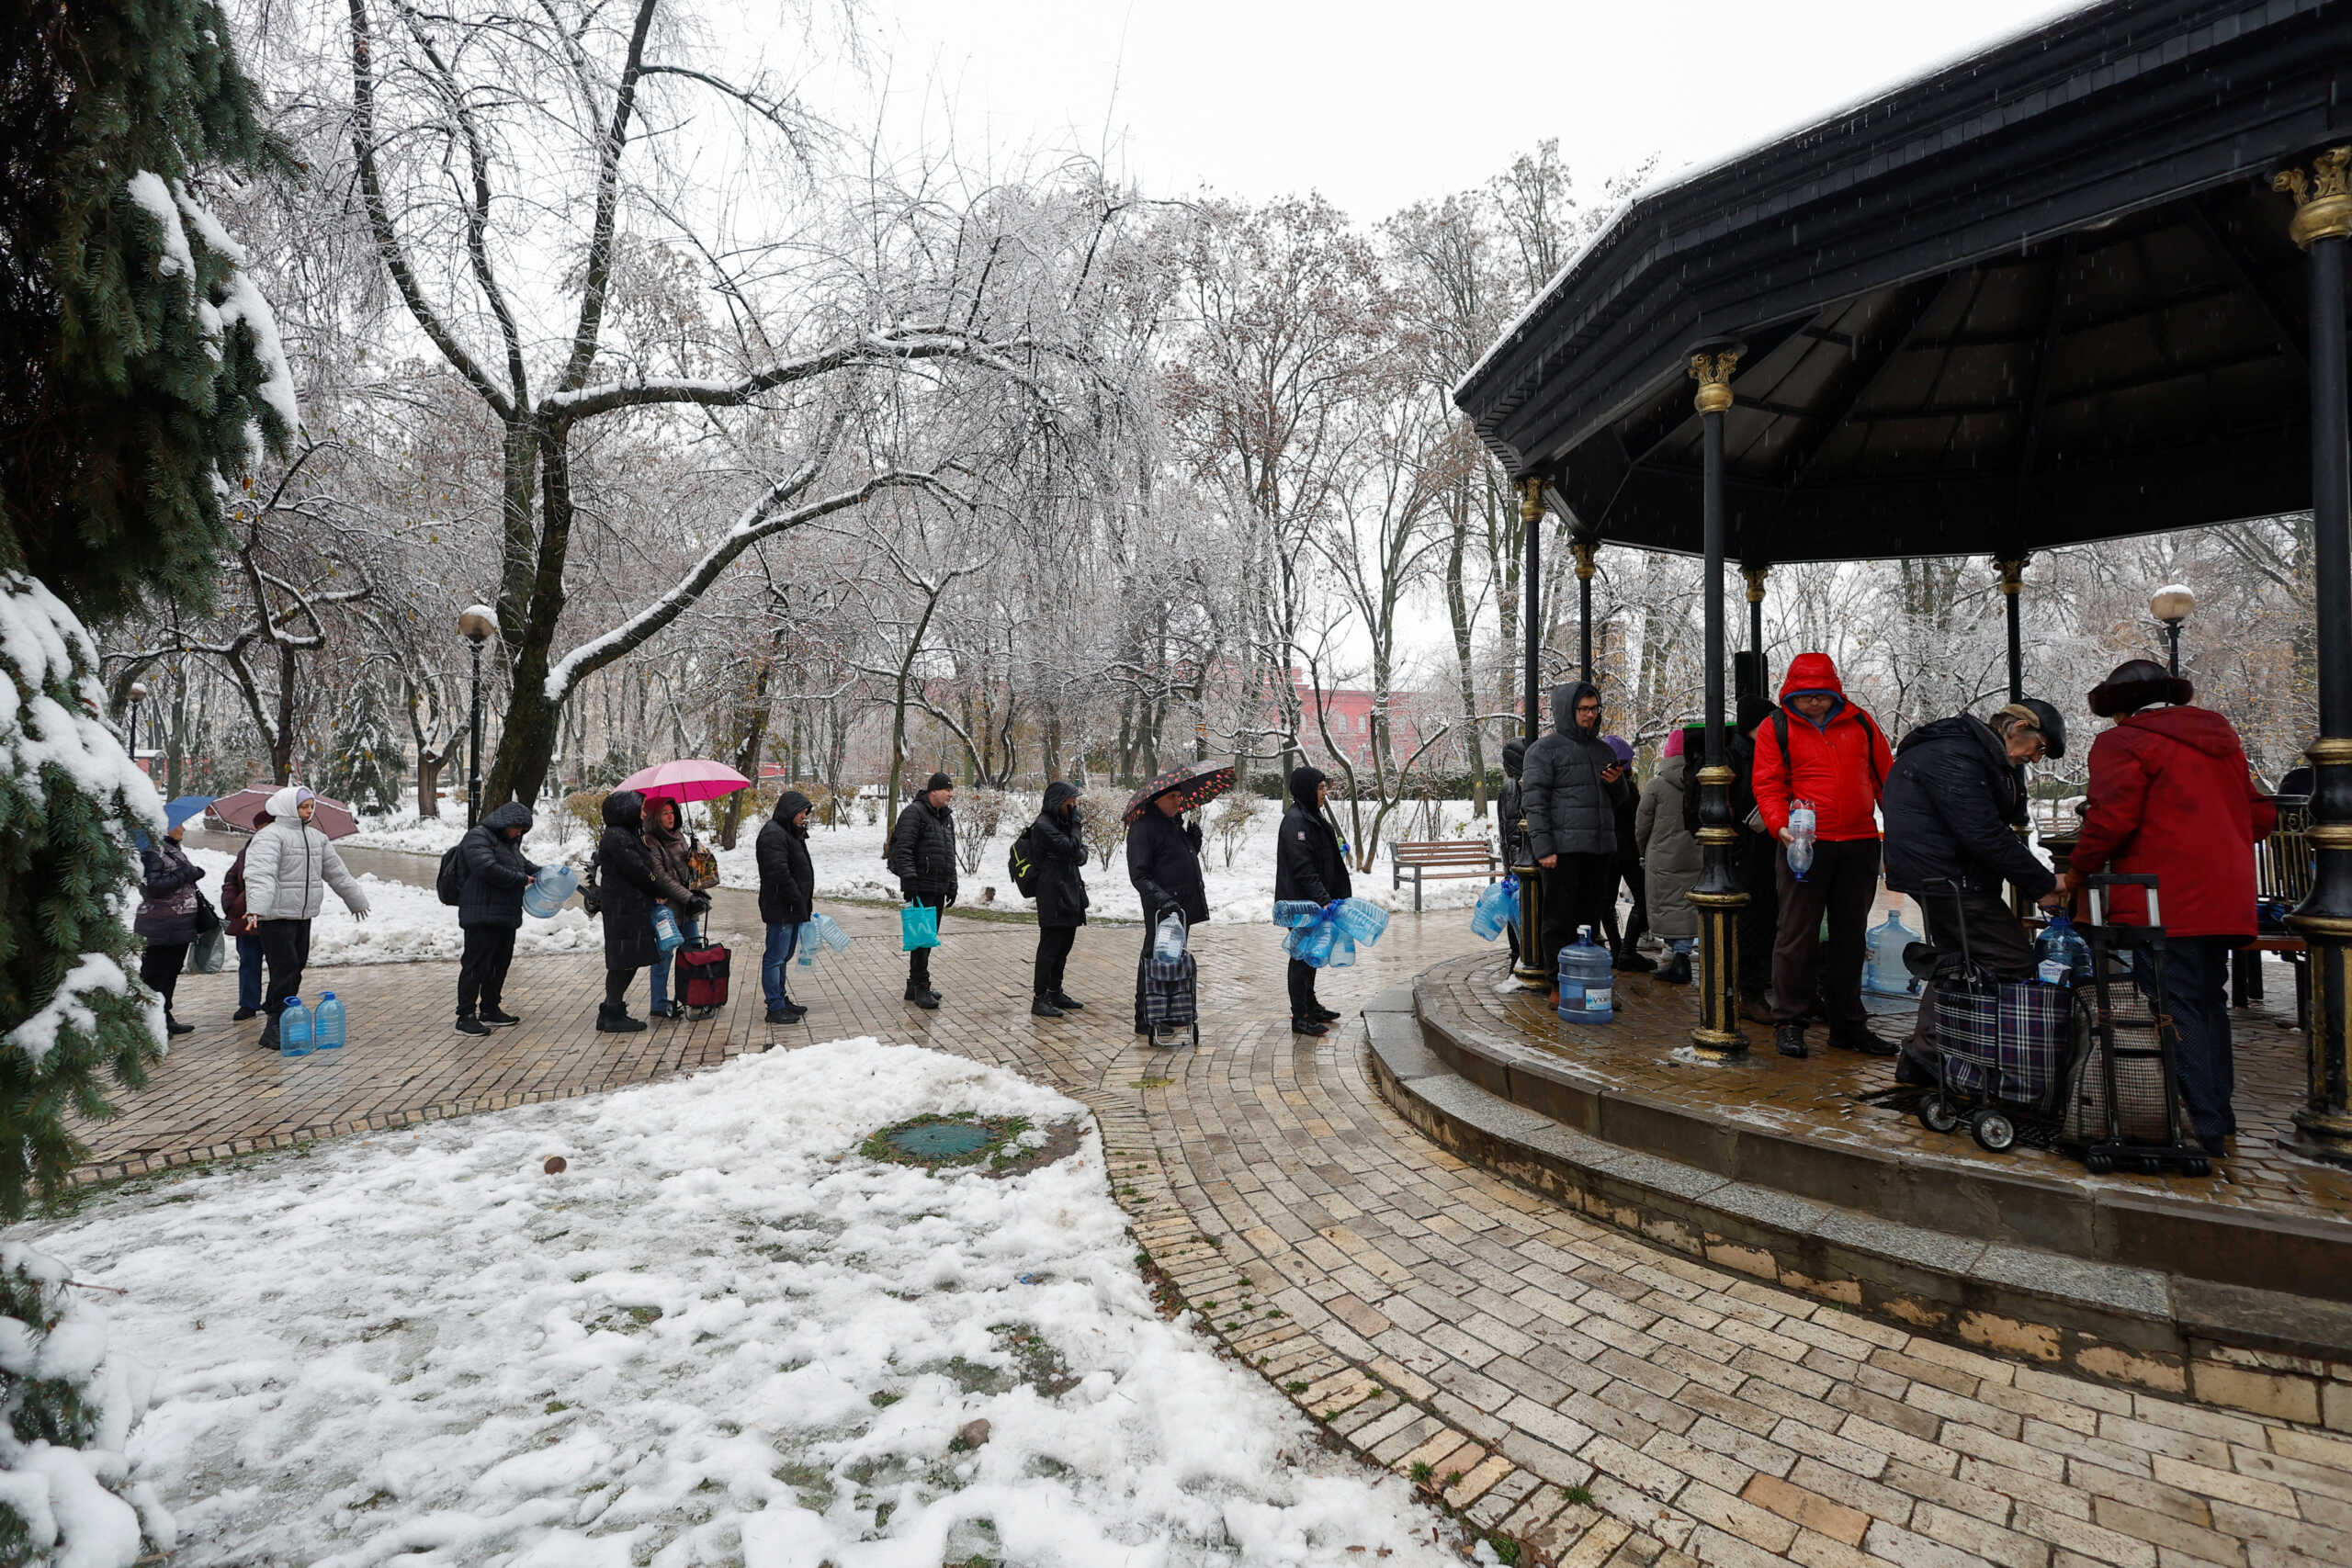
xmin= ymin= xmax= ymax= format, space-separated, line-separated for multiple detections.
xmin=35 ymin=1039 xmax=1463 ymax=1567
xmin=344 ymin=795 xmax=1507 ymax=925
xmin=181 ymin=846 xmax=602 ymax=966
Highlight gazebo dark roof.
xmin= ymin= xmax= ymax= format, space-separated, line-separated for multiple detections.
xmin=1453 ymin=0 xmax=2352 ymax=564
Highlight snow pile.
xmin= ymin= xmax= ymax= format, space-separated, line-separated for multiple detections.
xmin=36 ymin=1040 xmax=1458 ymax=1566
xmin=181 ymin=848 xmax=603 ymax=966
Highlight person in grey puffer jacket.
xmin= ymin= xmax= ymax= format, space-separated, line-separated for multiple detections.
xmin=243 ymin=784 xmax=369 ymax=1050
xmin=454 ymin=801 xmax=538 ymax=1036
xmin=1519 ymin=681 xmax=1632 ymax=995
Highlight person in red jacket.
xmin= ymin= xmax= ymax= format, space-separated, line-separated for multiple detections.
xmin=1752 ymin=652 xmax=1897 ymax=1059
xmin=2061 ymin=660 xmax=2276 ymax=1156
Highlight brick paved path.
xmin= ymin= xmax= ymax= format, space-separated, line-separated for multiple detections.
xmin=69 ymin=872 xmax=2352 ymax=1568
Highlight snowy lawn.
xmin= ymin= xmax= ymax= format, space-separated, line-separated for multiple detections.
xmin=181 ymin=846 xmax=602 ymax=966
xmin=37 ymin=1039 xmax=1464 ymax=1566
xmin=347 ymin=797 xmax=1507 ymax=926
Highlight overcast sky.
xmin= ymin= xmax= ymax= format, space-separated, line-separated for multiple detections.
xmin=847 ymin=0 xmax=2097 ymax=222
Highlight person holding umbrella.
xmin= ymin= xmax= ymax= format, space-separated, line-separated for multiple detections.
xmin=1125 ymin=762 xmax=1221 ymax=1033
xmin=134 ymin=797 xmax=215 ymax=1036
xmin=888 ymin=773 xmax=959 ymax=1010
xmin=243 ymin=784 xmax=370 ymax=1051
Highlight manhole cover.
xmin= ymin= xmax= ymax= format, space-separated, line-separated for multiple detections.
xmin=885 ymin=1120 xmax=995 ymax=1160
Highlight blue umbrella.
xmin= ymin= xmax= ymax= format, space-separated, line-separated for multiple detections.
xmin=164 ymin=795 xmax=217 ymax=831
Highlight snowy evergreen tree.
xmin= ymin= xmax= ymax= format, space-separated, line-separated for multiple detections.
xmin=322 ymin=679 xmax=405 ymax=814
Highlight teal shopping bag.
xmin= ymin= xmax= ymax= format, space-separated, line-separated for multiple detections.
xmin=900 ymin=903 xmax=941 ymax=952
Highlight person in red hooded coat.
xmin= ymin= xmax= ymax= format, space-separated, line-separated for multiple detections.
xmin=2061 ymin=660 xmax=2276 ymax=1156
xmin=1751 ymin=652 xmax=1897 ymax=1059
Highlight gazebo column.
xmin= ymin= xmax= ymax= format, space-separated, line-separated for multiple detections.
xmin=1574 ymin=537 xmax=1600 ymax=684
xmin=1689 ymin=348 xmax=1747 ymax=1057
xmin=2278 ymin=148 xmax=2352 ymax=1165
xmin=1997 ymin=557 xmax=2027 ymax=702
xmin=1514 ymin=478 xmax=1549 ymax=989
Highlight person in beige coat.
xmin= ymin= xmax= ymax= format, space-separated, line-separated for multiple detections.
xmin=1634 ymin=728 xmax=1702 ymax=985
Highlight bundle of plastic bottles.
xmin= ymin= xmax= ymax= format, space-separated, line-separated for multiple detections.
xmin=1273 ymin=897 xmax=1391 ymax=969
xmin=1470 ymin=874 xmax=1519 ymax=942
xmin=794 ymin=912 xmax=854 ymax=967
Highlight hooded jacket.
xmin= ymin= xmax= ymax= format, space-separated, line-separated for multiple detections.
xmin=1127 ymin=802 xmax=1209 ymax=926
xmin=887 ymin=789 xmax=959 ymax=902
xmin=1274 ymin=765 xmax=1353 ymax=907
xmin=1519 ymin=682 xmax=1630 ymax=861
xmin=639 ymin=796 xmax=697 ymax=897
xmin=595 ymin=790 xmax=689 ymax=970
xmin=1635 ymin=754 xmax=1701 ymax=940
xmin=756 ymin=791 xmax=817 ymax=927
xmin=1751 ymin=653 xmax=1893 ymax=842
xmin=458 ymin=801 xmax=540 ymax=930
xmin=2069 ymin=705 xmax=2276 ymax=936
xmin=1030 ymin=781 xmax=1091 ymax=929
xmin=243 ymin=785 xmax=369 ymax=921
xmin=134 ymin=834 xmax=207 ymax=943
xmin=1498 ymin=738 xmax=1530 ymax=869
xmin=1881 ymin=715 xmax=2052 ymax=899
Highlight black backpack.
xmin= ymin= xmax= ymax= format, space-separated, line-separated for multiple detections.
xmin=435 ymin=840 xmax=468 ymax=907
xmin=1007 ymin=824 xmax=1042 ymax=897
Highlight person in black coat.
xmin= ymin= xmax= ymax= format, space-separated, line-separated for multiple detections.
xmin=455 ymin=800 xmax=539 ymax=1036
xmin=1520 ymin=681 xmax=1633 ymax=996
xmin=594 ymin=790 xmax=695 ymax=1033
xmin=1126 ymin=788 xmax=1210 ymax=1032
xmin=135 ymin=823 xmax=207 ymax=1036
xmin=1028 ymin=781 xmax=1091 ymax=1018
xmin=1681 ymin=699 xmax=1780 ymax=1020
xmin=756 ymin=790 xmax=816 ymax=1025
xmin=887 ymin=773 xmax=958 ymax=1009
xmin=1273 ymin=765 xmax=1352 ymax=1035
xmin=1498 ymin=737 xmax=1529 ymax=966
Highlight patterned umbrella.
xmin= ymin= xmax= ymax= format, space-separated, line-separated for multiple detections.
xmin=208 ymin=787 xmax=359 ymax=840
xmin=1122 ymin=760 xmax=1238 ymax=825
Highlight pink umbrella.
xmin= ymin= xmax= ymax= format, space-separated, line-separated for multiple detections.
xmin=616 ymin=760 xmax=750 ymax=805
xmin=208 ymin=786 xmax=360 ymax=840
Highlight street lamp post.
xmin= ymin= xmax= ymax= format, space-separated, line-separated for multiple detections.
xmin=2151 ymin=584 xmax=2195 ymax=677
xmin=458 ymin=605 xmax=496 ymax=828
xmin=126 ymin=680 xmax=150 ymax=774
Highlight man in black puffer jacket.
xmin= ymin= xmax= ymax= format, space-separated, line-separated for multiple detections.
xmin=887 ymin=773 xmax=958 ymax=1009
xmin=1274 ymin=765 xmax=1351 ymax=1035
xmin=1126 ymin=786 xmax=1210 ymax=1033
xmin=1027 ymin=781 xmax=1091 ymax=1018
xmin=1520 ymin=681 xmax=1633 ymax=997
xmin=757 ymin=790 xmax=816 ymax=1026
xmin=455 ymin=801 xmax=539 ymax=1036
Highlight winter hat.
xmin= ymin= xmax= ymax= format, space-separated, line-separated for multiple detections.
xmin=1602 ymin=734 xmax=1634 ymax=765
xmin=2087 ymin=659 xmax=2192 ymax=718
xmin=1662 ymin=728 xmax=1685 ymax=760
xmin=1289 ymin=764 xmax=1329 ymax=807
xmin=1501 ymin=737 xmax=1528 ymax=777
xmin=2016 ymin=697 xmax=2067 ymax=760
xmin=923 ymin=772 xmax=953 ymax=795
xmin=1989 ymin=703 xmax=2044 ymax=741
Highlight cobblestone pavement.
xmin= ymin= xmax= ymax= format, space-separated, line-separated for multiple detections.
xmin=66 ymin=870 xmax=2352 ymax=1568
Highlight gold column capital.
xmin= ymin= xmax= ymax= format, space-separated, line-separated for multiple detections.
xmin=1742 ymin=566 xmax=1768 ymax=604
xmin=1572 ymin=538 xmax=1599 ymax=581
xmin=1690 ymin=350 xmax=1741 ymax=414
xmin=1519 ymin=477 xmax=1545 ymax=525
xmin=1996 ymin=557 xmax=2027 ymax=595
xmin=2275 ymin=147 xmax=2352 ymax=247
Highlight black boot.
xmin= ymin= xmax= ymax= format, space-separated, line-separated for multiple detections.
xmin=1048 ymin=991 xmax=1085 ymax=1011
xmin=1310 ymin=1003 xmax=1341 ymax=1022
xmin=1829 ymin=1024 xmax=1901 ymax=1057
xmin=1612 ymin=946 xmax=1657 ymax=974
xmin=597 ymin=1003 xmax=647 ymax=1034
xmin=454 ymin=1014 xmax=490 ymax=1037
xmin=1775 ymin=1021 xmax=1808 ymax=1058
xmin=257 ymin=1015 xmax=280 ymax=1051
xmin=1657 ymin=952 xmax=1692 ymax=985
xmin=1291 ymin=1018 xmax=1328 ymax=1036
xmin=1030 ymin=996 xmax=1064 ymax=1019
xmin=164 ymin=1010 xmax=194 ymax=1037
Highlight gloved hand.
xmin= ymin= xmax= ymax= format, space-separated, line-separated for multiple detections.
xmin=899 ymin=881 xmax=918 ymax=904
xmin=689 ymin=892 xmax=712 ymax=915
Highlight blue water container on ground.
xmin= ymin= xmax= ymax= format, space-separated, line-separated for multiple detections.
xmin=1864 ymin=911 xmax=1922 ymax=996
xmin=522 ymin=865 xmax=578 ymax=919
xmin=1556 ymin=928 xmax=1615 ymax=1024
xmin=279 ymin=997 xmax=314 ymax=1057
xmin=314 ymin=992 xmax=345 ymax=1050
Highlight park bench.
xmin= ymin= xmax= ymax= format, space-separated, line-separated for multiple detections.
xmin=1388 ymin=840 xmax=1502 ymax=912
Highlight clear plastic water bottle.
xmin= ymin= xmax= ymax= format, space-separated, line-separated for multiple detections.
xmin=1864 ymin=912 xmax=1923 ymax=996
xmin=1153 ymin=911 xmax=1188 ymax=963
xmin=1786 ymin=799 xmax=1817 ymax=881
xmin=521 ymin=865 xmax=578 ymax=919
xmin=314 ymin=991 xmax=345 ymax=1051
xmin=2034 ymin=910 xmax=2094 ymax=987
xmin=1555 ymin=927 xmax=1615 ymax=1025
xmin=278 ymin=996 xmax=313 ymax=1057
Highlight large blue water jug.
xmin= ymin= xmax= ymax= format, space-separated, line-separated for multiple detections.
xmin=1556 ymin=928 xmax=1615 ymax=1024
xmin=522 ymin=865 xmax=578 ymax=919
xmin=1864 ymin=912 xmax=1922 ymax=996
xmin=652 ymin=904 xmax=684 ymax=953
xmin=2034 ymin=910 xmax=2094 ymax=987
xmin=279 ymin=996 xmax=313 ymax=1057
xmin=1471 ymin=876 xmax=1519 ymax=942
xmin=313 ymin=991 xmax=345 ymax=1051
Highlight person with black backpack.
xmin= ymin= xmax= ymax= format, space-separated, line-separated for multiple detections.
xmin=447 ymin=801 xmax=538 ymax=1036
xmin=1022 ymin=782 xmax=1090 ymax=1017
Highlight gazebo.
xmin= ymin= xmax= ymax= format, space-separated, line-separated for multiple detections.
xmin=1452 ymin=0 xmax=2352 ymax=1163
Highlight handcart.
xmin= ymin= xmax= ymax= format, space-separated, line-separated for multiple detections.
xmin=2061 ymin=874 xmax=2210 ymax=1178
xmin=1912 ymin=880 xmax=2083 ymax=1155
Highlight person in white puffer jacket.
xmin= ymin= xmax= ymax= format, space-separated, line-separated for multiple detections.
xmin=243 ymin=784 xmax=369 ymax=1049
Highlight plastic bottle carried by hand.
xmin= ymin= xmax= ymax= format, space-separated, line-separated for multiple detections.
xmin=313 ymin=991 xmax=345 ymax=1050
xmin=652 ymin=904 xmax=684 ymax=953
xmin=795 ymin=912 xmax=852 ymax=967
xmin=1153 ymin=911 xmax=1188 ymax=963
xmin=1555 ymin=927 xmax=1615 ymax=1024
xmin=522 ymin=864 xmax=578 ymax=919
xmin=1329 ymin=897 xmax=1388 ymax=946
xmin=278 ymin=996 xmax=313 ymax=1057
xmin=1470 ymin=875 xmax=1519 ymax=941
xmin=1863 ymin=911 xmax=1923 ymax=996
xmin=2034 ymin=910 xmax=2095 ymax=987
xmin=1786 ymin=799 xmax=1817 ymax=880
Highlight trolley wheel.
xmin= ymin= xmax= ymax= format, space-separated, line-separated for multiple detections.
xmin=1970 ymin=1111 xmax=2017 ymax=1153
xmin=2184 ymin=1157 xmax=2211 ymax=1179
xmin=1918 ymin=1097 xmax=1961 ymax=1134
xmin=2084 ymin=1151 xmax=2114 ymax=1176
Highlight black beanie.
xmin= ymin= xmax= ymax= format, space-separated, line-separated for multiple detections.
xmin=924 ymin=772 xmax=953 ymax=794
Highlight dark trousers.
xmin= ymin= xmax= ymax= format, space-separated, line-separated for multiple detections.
xmin=1537 ymin=852 xmax=1616 ymax=981
xmin=1600 ymin=857 xmax=1648 ymax=952
xmin=458 ymin=925 xmax=518 ymax=1018
xmin=907 ymin=895 xmax=941 ymax=990
xmin=1286 ymin=957 xmax=1321 ymax=1020
xmin=605 ymin=962 xmax=642 ymax=1010
xmin=1772 ymin=839 xmax=1879 ymax=1030
xmin=1736 ymin=832 xmax=1778 ymax=1000
xmin=1035 ymin=924 xmax=1076 ymax=997
xmin=258 ymin=919 xmax=312 ymax=1019
xmin=1908 ymin=885 xmax=2035 ymax=1046
xmin=2138 ymin=935 xmax=2237 ymax=1144
xmin=140 ymin=942 xmax=189 ymax=1012
xmin=236 ymin=932 xmax=264 ymax=1011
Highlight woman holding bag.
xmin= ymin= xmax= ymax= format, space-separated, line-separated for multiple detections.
xmin=639 ymin=795 xmax=712 ymax=1021
xmin=135 ymin=817 xmax=209 ymax=1036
